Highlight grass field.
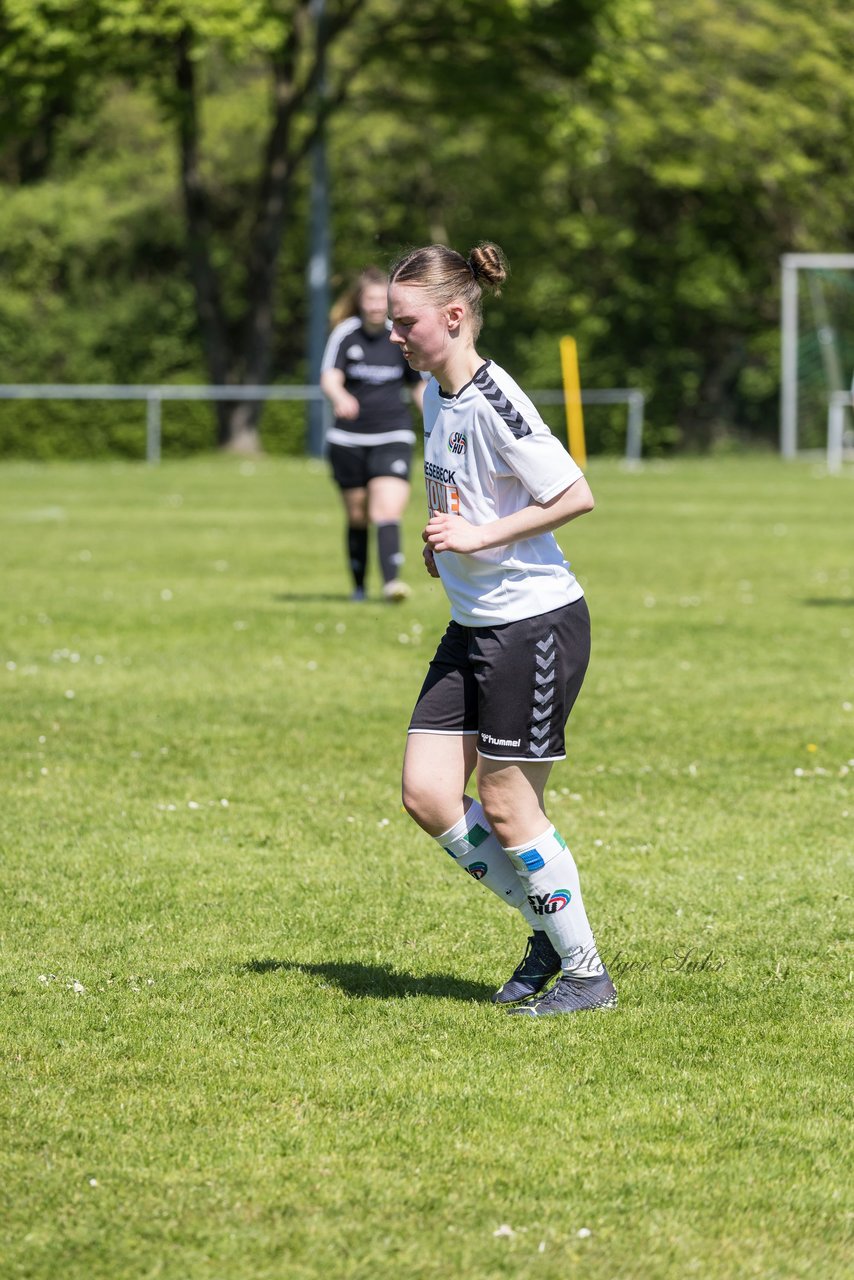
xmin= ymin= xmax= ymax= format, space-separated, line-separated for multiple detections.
xmin=1 ymin=453 xmax=852 ymax=1280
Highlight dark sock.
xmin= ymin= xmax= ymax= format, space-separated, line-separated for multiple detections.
xmin=347 ymin=525 xmax=368 ymax=590
xmin=376 ymin=521 xmax=403 ymax=585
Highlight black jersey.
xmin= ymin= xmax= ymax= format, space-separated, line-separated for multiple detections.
xmin=321 ymin=317 xmax=422 ymax=446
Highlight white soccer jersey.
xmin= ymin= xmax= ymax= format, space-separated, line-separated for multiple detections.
xmin=422 ymin=360 xmax=585 ymax=625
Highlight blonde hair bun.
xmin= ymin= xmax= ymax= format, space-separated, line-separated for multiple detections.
xmin=467 ymin=243 xmax=508 ymax=295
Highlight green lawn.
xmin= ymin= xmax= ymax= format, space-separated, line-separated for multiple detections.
xmin=1 ymin=453 xmax=851 ymax=1280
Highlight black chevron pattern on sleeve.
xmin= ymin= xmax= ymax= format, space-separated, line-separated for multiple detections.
xmin=473 ymin=367 xmax=532 ymax=438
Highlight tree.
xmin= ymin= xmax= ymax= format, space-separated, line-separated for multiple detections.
xmin=527 ymin=0 xmax=854 ymax=447
xmin=0 ymin=0 xmax=609 ymax=450
xmin=8 ymin=0 xmax=847 ymax=455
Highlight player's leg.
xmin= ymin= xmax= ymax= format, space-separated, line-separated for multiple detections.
xmin=473 ymin=601 xmax=616 ymax=1013
xmin=403 ymin=622 xmax=542 ymax=922
xmin=402 ymin=730 xmax=476 ymax=836
xmin=366 ymin=444 xmax=412 ymax=601
xmin=403 ymin=734 xmax=545 ymax=922
xmin=478 ymin=755 xmax=615 ymax=1013
xmin=478 ymin=755 xmax=600 ymax=968
xmin=342 ymin=487 xmax=369 ymax=599
xmin=329 ymin=444 xmax=369 ymax=599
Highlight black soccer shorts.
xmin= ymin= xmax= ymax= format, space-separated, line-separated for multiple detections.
xmin=328 ymin=442 xmax=413 ymax=490
xmin=408 ymin=598 xmax=591 ymax=762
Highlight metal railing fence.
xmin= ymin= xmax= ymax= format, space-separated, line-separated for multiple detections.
xmin=530 ymin=388 xmax=645 ymax=464
xmin=0 ymin=384 xmax=324 ymax=465
xmin=0 ymin=383 xmax=645 ymax=464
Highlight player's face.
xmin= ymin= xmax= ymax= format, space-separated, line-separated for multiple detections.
xmin=388 ymin=283 xmax=449 ymax=373
xmin=359 ymin=283 xmax=389 ymax=332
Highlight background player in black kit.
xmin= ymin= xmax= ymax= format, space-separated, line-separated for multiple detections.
xmin=321 ymin=267 xmax=425 ymax=602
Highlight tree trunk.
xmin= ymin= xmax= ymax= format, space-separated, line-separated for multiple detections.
xmin=687 ymin=341 xmax=746 ymax=449
xmin=16 ymin=91 xmax=71 ymax=183
xmin=231 ymin=39 xmax=307 ymax=450
xmin=221 ymin=402 xmax=263 ymax=454
xmin=175 ymin=29 xmax=234 ymax=446
xmin=174 ymin=2 xmax=366 ymax=452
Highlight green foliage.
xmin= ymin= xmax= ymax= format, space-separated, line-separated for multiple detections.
xmin=1 ymin=455 xmax=852 ymax=1277
xmin=0 ymin=0 xmax=852 ymax=455
xmin=0 ymin=77 xmax=312 ymax=457
xmin=566 ymin=0 xmax=854 ymax=446
xmin=328 ymin=0 xmax=854 ymax=451
xmin=0 ymin=398 xmax=308 ymax=460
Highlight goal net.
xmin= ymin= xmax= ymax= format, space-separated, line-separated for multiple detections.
xmin=780 ymin=254 xmax=854 ymax=457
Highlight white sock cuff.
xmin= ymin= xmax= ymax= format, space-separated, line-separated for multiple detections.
xmin=502 ymin=823 xmax=555 ymax=856
xmin=502 ymin=825 xmax=569 ymax=874
xmin=435 ymin=800 xmax=492 ymax=859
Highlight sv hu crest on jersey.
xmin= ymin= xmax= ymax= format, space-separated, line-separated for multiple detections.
xmin=447 ymin=431 xmax=467 ymax=455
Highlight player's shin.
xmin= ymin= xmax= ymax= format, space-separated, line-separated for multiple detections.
xmin=502 ymin=826 xmax=604 ymax=977
xmin=435 ymin=800 xmax=540 ymax=927
xmin=376 ymin=521 xmax=403 ymax=585
xmin=347 ymin=525 xmax=368 ymax=590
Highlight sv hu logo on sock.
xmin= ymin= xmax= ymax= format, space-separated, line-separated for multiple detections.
xmin=528 ymin=889 xmax=572 ymax=915
xmin=465 ymin=861 xmax=488 ymax=880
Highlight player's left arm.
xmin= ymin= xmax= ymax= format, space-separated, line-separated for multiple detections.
xmin=423 ymin=476 xmax=594 ymax=555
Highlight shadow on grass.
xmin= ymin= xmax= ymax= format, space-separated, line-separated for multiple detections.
xmin=803 ymin=597 xmax=854 ymax=607
xmin=240 ymin=958 xmax=494 ymax=1003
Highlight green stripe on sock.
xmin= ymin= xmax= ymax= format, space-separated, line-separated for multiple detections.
xmin=466 ymin=823 xmax=490 ymax=848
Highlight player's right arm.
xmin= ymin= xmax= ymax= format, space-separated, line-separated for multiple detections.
xmin=320 ymin=367 xmax=360 ymax=421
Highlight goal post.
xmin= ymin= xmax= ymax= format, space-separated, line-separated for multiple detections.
xmin=780 ymin=253 xmax=854 ymax=458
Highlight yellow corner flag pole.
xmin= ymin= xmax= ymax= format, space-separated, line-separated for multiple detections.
xmin=559 ymin=335 xmax=586 ymax=467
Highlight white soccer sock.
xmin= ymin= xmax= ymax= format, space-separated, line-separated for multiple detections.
xmin=502 ymin=825 xmax=603 ymax=976
xmin=436 ymin=800 xmax=540 ymax=928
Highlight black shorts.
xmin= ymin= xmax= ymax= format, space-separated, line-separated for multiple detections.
xmin=328 ymin=442 xmax=412 ymax=490
xmin=408 ymin=599 xmax=591 ymax=762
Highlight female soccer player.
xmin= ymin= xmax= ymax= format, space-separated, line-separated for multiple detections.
xmin=388 ymin=242 xmax=616 ymax=1016
xmin=321 ymin=267 xmax=425 ymax=602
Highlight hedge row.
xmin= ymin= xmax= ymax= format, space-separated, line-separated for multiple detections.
xmin=0 ymin=398 xmax=308 ymax=460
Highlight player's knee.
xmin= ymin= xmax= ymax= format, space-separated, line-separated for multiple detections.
xmin=401 ymin=775 xmax=432 ymax=830
xmin=401 ymin=775 xmax=453 ymax=836
xmin=480 ymin=810 xmax=513 ymax=848
xmin=476 ymin=779 xmax=510 ymax=836
xmin=479 ymin=792 xmax=535 ymax=849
